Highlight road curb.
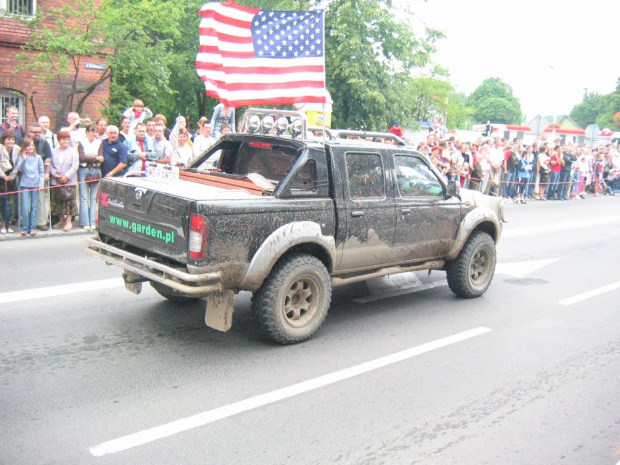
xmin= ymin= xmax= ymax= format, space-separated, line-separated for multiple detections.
xmin=0 ymin=227 xmax=94 ymax=241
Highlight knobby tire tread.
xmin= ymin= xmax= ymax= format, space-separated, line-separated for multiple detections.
xmin=446 ymin=230 xmax=495 ymax=298
xmin=252 ymin=253 xmax=331 ymax=345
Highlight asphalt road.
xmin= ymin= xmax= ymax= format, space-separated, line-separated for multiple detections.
xmin=1 ymin=196 xmax=619 ymax=465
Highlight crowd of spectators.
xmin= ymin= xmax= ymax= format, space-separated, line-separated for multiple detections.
xmin=0 ymin=100 xmax=231 ymax=235
xmin=414 ymin=131 xmax=620 ymax=204
xmin=1 ymin=101 xmax=618 ymax=236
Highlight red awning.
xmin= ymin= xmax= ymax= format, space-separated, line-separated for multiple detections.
xmin=543 ymin=127 xmax=585 ymax=135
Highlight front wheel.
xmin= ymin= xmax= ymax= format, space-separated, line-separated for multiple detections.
xmin=252 ymin=253 xmax=331 ymax=344
xmin=446 ymin=231 xmax=496 ymax=298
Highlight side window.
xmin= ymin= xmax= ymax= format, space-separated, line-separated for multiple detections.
xmin=291 ymin=159 xmax=317 ymax=193
xmin=394 ymin=155 xmax=443 ymax=197
xmin=346 ymin=152 xmax=385 ymax=199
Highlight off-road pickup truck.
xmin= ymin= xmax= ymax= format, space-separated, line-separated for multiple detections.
xmin=86 ymin=109 xmax=506 ymax=344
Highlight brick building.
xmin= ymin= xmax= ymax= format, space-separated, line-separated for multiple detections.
xmin=0 ymin=0 xmax=109 ymax=131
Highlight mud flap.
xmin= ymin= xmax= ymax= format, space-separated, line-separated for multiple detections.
xmin=205 ymin=289 xmax=234 ymax=332
xmin=122 ymin=270 xmax=143 ymax=295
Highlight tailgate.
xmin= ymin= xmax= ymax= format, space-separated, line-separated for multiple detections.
xmin=98 ymin=178 xmax=192 ymax=264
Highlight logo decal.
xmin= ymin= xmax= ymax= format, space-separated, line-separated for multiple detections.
xmin=135 ymin=187 xmax=147 ymax=201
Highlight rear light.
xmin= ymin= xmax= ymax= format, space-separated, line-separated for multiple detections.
xmin=188 ymin=214 xmax=209 ymax=260
xmin=249 ymin=142 xmax=272 ymax=149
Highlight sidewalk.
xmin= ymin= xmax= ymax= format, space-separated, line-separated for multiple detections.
xmin=0 ymin=226 xmax=93 ymax=242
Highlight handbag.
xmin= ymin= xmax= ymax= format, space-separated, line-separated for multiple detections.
xmin=85 ymin=172 xmax=101 ymax=182
xmin=54 ymin=184 xmax=75 ymax=201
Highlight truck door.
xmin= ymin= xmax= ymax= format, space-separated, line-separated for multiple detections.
xmin=337 ymin=149 xmax=396 ymax=270
xmin=390 ymin=153 xmax=462 ymax=262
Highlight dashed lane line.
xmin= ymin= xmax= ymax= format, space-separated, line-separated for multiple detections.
xmin=88 ymin=326 xmax=492 ymax=457
xmin=0 ymin=278 xmax=124 ymax=305
xmin=558 ymin=281 xmax=620 ymax=306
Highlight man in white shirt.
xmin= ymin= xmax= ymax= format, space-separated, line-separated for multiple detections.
xmin=153 ymin=124 xmax=173 ymax=163
xmin=192 ymin=120 xmax=216 ymax=162
xmin=38 ymin=115 xmax=58 ymax=150
xmin=60 ymin=112 xmax=90 ymax=148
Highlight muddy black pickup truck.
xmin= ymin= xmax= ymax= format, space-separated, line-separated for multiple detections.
xmin=86 ymin=109 xmax=506 ymax=344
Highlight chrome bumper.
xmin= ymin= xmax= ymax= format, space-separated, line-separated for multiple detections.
xmin=85 ymin=237 xmax=222 ymax=296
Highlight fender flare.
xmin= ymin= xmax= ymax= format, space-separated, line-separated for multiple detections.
xmin=240 ymin=221 xmax=336 ymax=291
xmin=445 ymin=206 xmax=501 ymax=260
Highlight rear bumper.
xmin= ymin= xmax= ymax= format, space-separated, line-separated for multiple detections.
xmin=85 ymin=237 xmax=222 ymax=296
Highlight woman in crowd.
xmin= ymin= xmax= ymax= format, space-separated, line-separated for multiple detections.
xmin=0 ymin=130 xmax=20 ymax=233
xmin=537 ymin=145 xmax=550 ymax=200
xmin=516 ymin=146 xmax=533 ymax=204
xmin=78 ymin=124 xmax=103 ymax=230
xmin=210 ymin=103 xmax=235 ymax=139
xmin=16 ymin=138 xmax=45 ymax=235
xmin=50 ymin=130 xmax=79 ymax=232
xmin=430 ymin=145 xmax=450 ymax=179
xmin=468 ymin=147 xmax=483 ymax=192
xmin=171 ymin=128 xmax=193 ymax=167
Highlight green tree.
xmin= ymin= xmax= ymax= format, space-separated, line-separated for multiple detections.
xmin=468 ymin=77 xmax=523 ymax=124
xmin=571 ymin=77 xmax=620 ymax=129
xmin=569 ymin=93 xmax=609 ymax=128
xmin=404 ymin=66 xmax=473 ymax=129
xmin=324 ymin=0 xmax=442 ymax=130
xmin=17 ymin=0 xmax=186 ymax=129
xmin=16 ymin=0 xmax=110 ymax=128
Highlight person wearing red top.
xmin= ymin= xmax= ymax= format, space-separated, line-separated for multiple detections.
xmin=547 ymin=147 xmax=564 ymax=199
xmin=389 ymin=121 xmax=403 ymax=138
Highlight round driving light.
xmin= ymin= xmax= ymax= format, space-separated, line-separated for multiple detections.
xmin=275 ymin=116 xmax=289 ymax=135
xmin=291 ymin=118 xmax=303 ymax=138
xmin=261 ymin=115 xmax=274 ymax=134
xmin=248 ymin=114 xmax=260 ymax=133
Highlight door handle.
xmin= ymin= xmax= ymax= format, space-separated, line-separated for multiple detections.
xmin=351 ymin=210 xmax=364 ymax=218
xmin=400 ymin=208 xmax=411 ymax=214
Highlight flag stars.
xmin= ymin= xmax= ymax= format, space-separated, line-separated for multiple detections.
xmin=251 ymin=9 xmax=324 ymax=59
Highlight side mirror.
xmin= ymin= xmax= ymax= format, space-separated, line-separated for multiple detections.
xmin=447 ymin=179 xmax=460 ymax=198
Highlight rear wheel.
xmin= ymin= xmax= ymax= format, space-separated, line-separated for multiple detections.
xmin=150 ymin=281 xmax=200 ymax=303
xmin=446 ymin=231 xmax=496 ymax=298
xmin=252 ymin=253 xmax=331 ymax=344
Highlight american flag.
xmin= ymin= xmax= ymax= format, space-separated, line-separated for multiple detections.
xmin=196 ymin=1 xmax=327 ymax=108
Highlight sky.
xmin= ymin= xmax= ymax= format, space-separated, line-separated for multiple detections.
xmin=405 ymin=0 xmax=619 ymax=123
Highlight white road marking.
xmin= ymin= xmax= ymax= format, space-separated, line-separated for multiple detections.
xmin=88 ymin=326 xmax=492 ymax=457
xmin=502 ymin=215 xmax=620 ymax=239
xmin=558 ymin=281 xmax=620 ymax=306
xmin=0 ymin=278 xmax=124 ymax=305
xmin=494 ymin=258 xmax=558 ymax=278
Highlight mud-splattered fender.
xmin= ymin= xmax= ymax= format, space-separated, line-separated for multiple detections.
xmin=445 ymin=206 xmax=502 ymax=260
xmin=240 ymin=221 xmax=336 ymax=291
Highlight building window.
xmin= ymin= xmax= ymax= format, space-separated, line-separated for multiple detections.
xmin=0 ymin=0 xmax=36 ymax=16
xmin=1 ymin=90 xmax=25 ymax=127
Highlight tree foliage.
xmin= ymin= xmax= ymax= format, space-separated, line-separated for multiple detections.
xmin=468 ymin=77 xmax=523 ymax=124
xmin=18 ymin=0 xmax=472 ymax=132
xmin=324 ymin=0 xmax=442 ymax=130
xmin=403 ymin=66 xmax=473 ymax=130
xmin=570 ymin=77 xmax=620 ymax=129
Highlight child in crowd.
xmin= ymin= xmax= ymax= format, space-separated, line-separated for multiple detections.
xmin=16 ymin=138 xmax=45 ymax=236
xmin=123 ymin=99 xmax=153 ymax=132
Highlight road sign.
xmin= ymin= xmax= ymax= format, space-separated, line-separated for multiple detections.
xmin=585 ymin=124 xmax=600 ymax=148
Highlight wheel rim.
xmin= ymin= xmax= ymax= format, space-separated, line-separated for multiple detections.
xmin=470 ymin=247 xmax=491 ymax=287
xmin=283 ymin=275 xmax=320 ymax=328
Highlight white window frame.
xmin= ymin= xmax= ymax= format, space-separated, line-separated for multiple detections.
xmin=0 ymin=0 xmax=37 ymax=17
xmin=0 ymin=90 xmax=25 ymax=128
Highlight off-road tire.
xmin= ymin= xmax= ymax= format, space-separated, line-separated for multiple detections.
xmin=252 ymin=253 xmax=331 ymax=344
xmin=150 ymin=281 xmax=200 ymax=303
xmin=446 ymin=231 xmax=496 ymax=298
